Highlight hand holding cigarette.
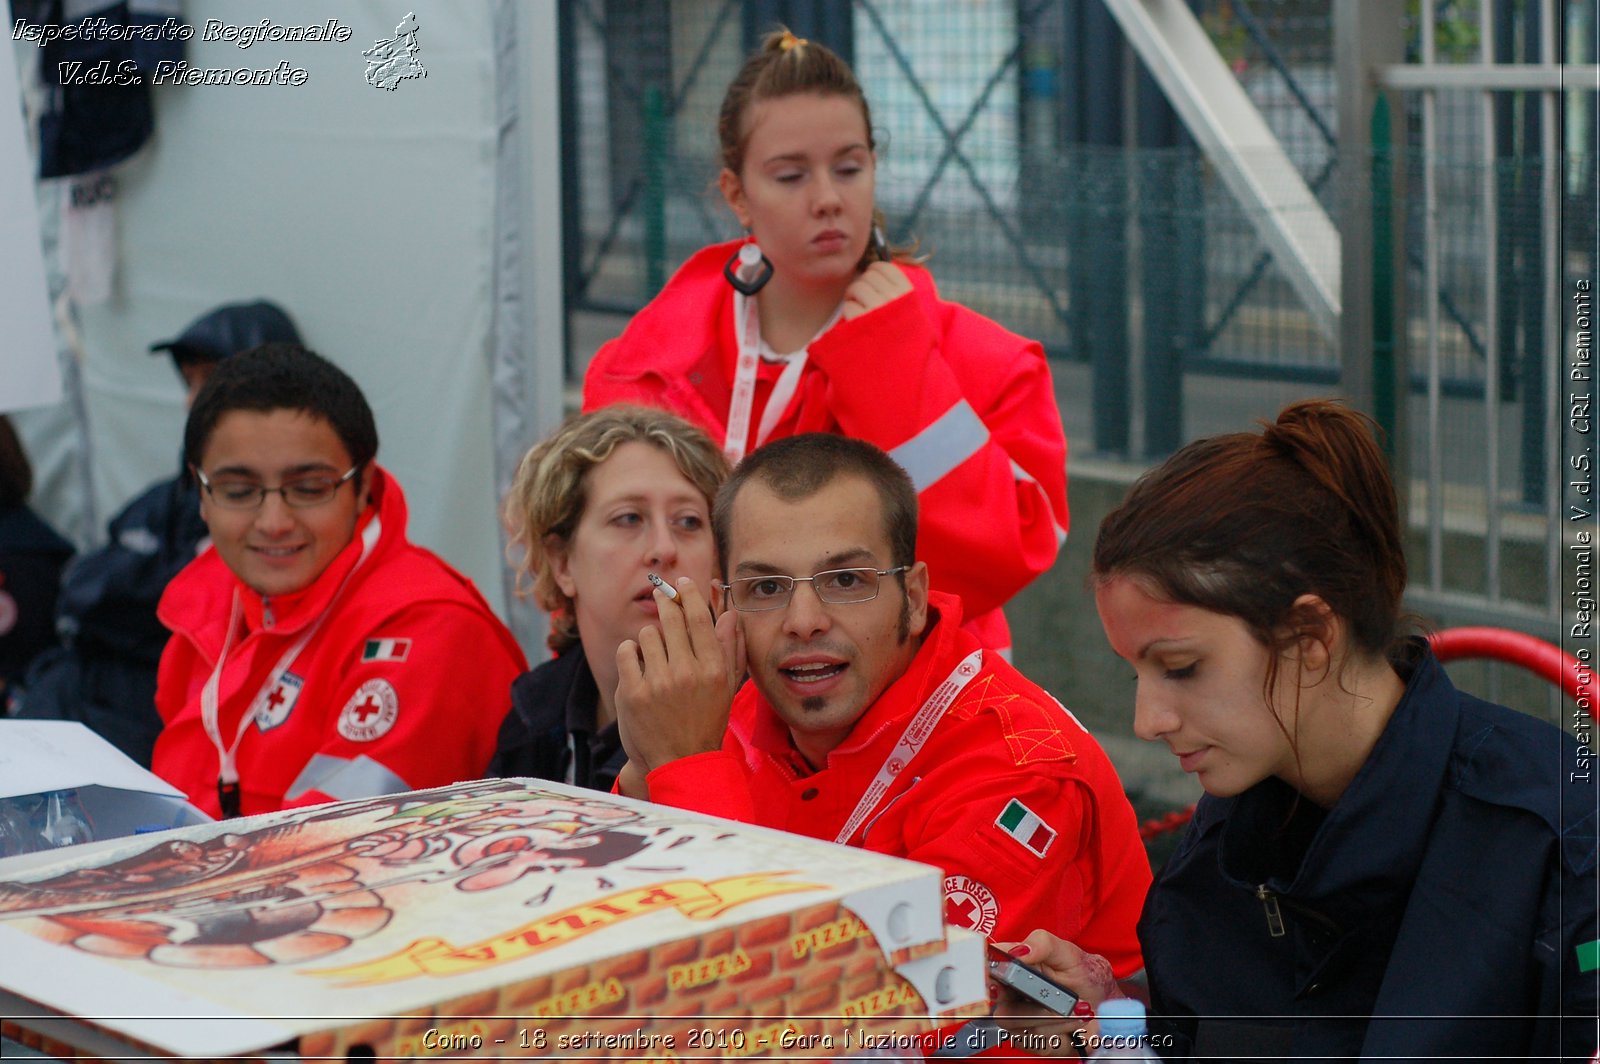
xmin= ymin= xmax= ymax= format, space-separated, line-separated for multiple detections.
xmin=615 ymin=576 xmax=744 ymax=774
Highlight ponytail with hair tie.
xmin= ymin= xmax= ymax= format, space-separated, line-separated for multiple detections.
xmin=1094 ymin=397 xmax=1411 ymax=665
xmin=1259 ymin=401 xmax=1403 ymax=579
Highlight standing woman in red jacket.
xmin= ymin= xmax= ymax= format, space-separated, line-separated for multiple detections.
xmin=582 ymin=28 xmax=1068 ymax=655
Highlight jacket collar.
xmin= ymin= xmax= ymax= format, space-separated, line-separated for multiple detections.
xmin=596 ymin=240 xmax=942 ymax=401
xmin=1217 ymin=640 xmax=1455 ymax=917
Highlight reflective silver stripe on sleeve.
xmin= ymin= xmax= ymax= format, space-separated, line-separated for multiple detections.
xmin=890 ymin=400 xmax=990 ymax=492
xmin=284 ymin=753 xmax=413 ymax=802
xmin=1010 ymin=460 xmax=1068 ymax=546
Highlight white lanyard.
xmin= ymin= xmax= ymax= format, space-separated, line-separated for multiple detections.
xmin=833 ymin=648 xmax=985 ymax=845
xmin=200 ymin=515 xmax=382 ymax=809
xmin=723 ymin=292 xmax=838 ymax=464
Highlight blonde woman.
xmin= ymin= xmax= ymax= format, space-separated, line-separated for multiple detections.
xmin=489 ymin=406 xmax=728 ymax=791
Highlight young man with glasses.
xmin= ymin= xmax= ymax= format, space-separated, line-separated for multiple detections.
xmin=149 ymin=345 xmax=526 ymax=818
xmin=613 ymin=434 xmax=1148 ymax=977
xmin=18 ymin=300 xmax=302 ymax=765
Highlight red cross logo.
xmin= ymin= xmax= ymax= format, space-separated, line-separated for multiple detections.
xmin=941 ymin=874 xmax=998 ymax=934
xmin=338 ymin=679 xmax=398 ymax=741
xmin=350 ymin=695 xmax=384 ymax=723
xmin=945 ymin=895 xmax=977 ymax=926
xmin=255 ymin=673 xmax=302 ymax=731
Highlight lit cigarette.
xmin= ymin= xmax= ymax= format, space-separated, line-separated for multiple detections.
xmin=646 ymin=572 xmax=679 ymax=600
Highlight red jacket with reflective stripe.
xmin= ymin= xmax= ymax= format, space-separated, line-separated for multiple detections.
xmin=643 ymin=592 xmax=1149 ymax=977
xmin=151 ymin=468 xmax=527 ymax=817
xmin=581 ymin=240 xmax=1069 ymax=652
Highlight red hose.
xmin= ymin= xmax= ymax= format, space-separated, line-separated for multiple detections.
xmin=1428 ymin=627 xmax=1596 ymax=718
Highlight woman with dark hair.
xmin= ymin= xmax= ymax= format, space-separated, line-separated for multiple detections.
xmin=582 ymin=28 xmax=1067 ymax=659
xmin=995 ymin=400 xmax=1595 ymax=1061
xmin=0 ymin=415 xmax=73 ymax=711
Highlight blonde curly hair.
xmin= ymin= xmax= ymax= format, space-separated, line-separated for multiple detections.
xmin=505 ymin=405 xmax=729 ymax=653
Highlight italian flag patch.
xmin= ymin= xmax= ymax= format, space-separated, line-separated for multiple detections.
xmin=362 ymin=638 xmax=411 ymax=663
xmin=996 ymin=798 xmax=1056 ymax=858
xmin=1579 ymin=939 xmax=1600 ymax=974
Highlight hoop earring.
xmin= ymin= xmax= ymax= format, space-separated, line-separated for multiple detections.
xmin=723 ymin=235 xmax=773 ymax=296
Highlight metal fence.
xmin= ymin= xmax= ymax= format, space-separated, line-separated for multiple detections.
xmin=558 ymin=0 xmax=1596 ymax=676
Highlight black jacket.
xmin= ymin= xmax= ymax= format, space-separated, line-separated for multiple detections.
xmin=0 ymin=504 xmax=74 ymax=701
xmin=17 ymin=473 xmax=207 ymax=765
xmin=1140 ymin=642 xmax=1598 ymax=1062
xmin=488 ymin=644 xmax=627 ymax=794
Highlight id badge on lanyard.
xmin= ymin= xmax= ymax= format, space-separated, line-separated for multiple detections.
xmin=200 ymin=515 xmax=382 ymax=817
xmin=833 ymin=649 xmax=984 ymax=845
xmin=723 ymin=292 xmax=831 ymax=465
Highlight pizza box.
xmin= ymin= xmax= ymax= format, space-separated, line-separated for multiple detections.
xmin=0 ymin=721 xmax=212 ymax=860
xmin=0 ymin=777 xmax=988 ymax=1060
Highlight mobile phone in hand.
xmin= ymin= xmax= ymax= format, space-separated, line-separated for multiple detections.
xmin=987 ymin=943 xmax=1080 ymax=1017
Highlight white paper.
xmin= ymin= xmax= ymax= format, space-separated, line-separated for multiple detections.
xmin=0 ymin=721 xmax=186 ymax=801
xmin=61 ymin=174 xmax=117 ymax=306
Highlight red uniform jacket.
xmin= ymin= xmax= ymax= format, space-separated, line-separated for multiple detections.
xmin=643 ymin=592 xmax=1149 ymax=977
xmin=151 ymin=468 xmax=527 ymax=817
xmin=582 ymin=241 xmax=1069 ymax=654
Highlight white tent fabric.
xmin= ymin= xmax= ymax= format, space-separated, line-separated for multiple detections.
xmin=0 ymin=24 xmax=58 ymax=413
xmin=8 ymin=1 xmax=564 ymax=654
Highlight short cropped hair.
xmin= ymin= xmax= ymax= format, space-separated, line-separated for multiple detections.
xmin=713 ymin=434 xmax=917 ymax=578
xmin=184 ymin=344 xmax=379 ymax=477
xmin=506 ymin=405 xmax=729 ymax=653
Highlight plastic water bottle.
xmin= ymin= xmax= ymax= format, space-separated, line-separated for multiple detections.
xmin=39 ymin=790 xmax=95 ymax=848
xmin=1091 ymin=999 xmax=1161 ymax=1061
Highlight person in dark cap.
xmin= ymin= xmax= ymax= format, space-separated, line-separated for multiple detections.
xmin=149 ymin=301 xmax=302 ymax=406
xmin=17 ymin=301 xmax=302 ymax=765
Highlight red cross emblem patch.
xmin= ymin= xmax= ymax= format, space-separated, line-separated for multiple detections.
xmin=337 ymin=678 xmax=399 ymax=742
xmin=943 ymin=873 xmax=999 ymax=935
xmin=253 ymin=673 xmax=304 ymax=732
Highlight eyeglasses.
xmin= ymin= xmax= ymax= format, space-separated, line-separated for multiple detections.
xmin=195 ymin=465 xmax=361 ymax=510
xmin=721 ymin=566 xmax=909 ymax=612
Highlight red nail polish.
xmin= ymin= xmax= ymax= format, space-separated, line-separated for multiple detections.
xmin=1008 ymin=944 xmax=1031 ymax=959
xmin=1072 ymin=1000 xmax=1095 ymax=1019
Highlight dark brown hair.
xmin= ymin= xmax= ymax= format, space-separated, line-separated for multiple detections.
xmin=0 ymin=415 xmax=32 ymax=509
xmin=185 ymin=344 xmax=378 ymax=483
xmin=1093 ymin=400 xmax=1409 ymax=691
xmin=714 ymin=433 xmax=917 ymax=579
xmin=717 ymin=27 xmax=916 ymax=268
xmin=718 ymin=28 xmax=874 ymax=177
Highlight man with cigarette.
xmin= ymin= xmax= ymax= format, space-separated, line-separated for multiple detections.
xmin=613 ymin=434 xmax=1148 ymax=972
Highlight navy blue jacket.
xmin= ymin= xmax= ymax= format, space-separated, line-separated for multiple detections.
xmin=487 ymin=644 xmax=627 ymax=794
xmin=18 ymin=472 xmax=207 ymax=766
xmin=1140 ymin=642 xmax=1598 ymax=1062
xmin=0 ymin=505 xmax=74 ymax=703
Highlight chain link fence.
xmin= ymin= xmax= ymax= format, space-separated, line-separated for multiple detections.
xmin=559 ymin=0 xmax=1596 ymax=761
